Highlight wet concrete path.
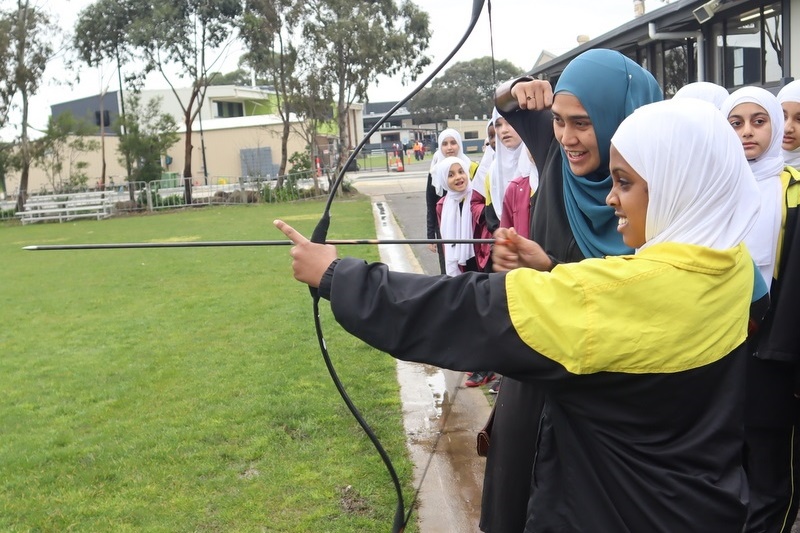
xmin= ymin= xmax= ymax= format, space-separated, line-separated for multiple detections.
xmin=353 ymin=169 xmax=491 ymax=533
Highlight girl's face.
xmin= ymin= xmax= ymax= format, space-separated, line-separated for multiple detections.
xmin=727 ymin=102 xmax=772 ymax=160
xmin=607 ymin=144 xmax=649 ymax=249
xmin=447 ymin=163 xmax=468 ymax=192
xmin=494 ymin=117 xmax=521 ymax=150
xmin=552 ymin=93 xmax=601 ymax=176
xmin=440 ymin=136 xmax=460 ymax=157
xmin=487 ymin=124 xmax=496 ymax=151
xmin=782 ymin=101 xmax=800 ymax=152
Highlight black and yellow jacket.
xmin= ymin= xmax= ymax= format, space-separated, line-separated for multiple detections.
xmin=320 ymin=242 xmax=754 ymax=532
xmin=754 ymin=165 xmax=800 ymax=364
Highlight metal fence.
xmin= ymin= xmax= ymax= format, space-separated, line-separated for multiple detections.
xmin=0 ymin=169 xmax=338 ymax=223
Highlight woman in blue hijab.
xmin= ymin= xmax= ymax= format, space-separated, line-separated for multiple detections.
xmin=479 ymin=49 xmax=663 ymax=533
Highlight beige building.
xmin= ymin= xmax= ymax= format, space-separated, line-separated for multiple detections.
xmin=7 ymin=85 xmax=361 ymax=194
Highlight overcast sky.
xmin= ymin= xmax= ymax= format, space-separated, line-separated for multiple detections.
xmin=4 ymin=0 xmax=668 ymax=139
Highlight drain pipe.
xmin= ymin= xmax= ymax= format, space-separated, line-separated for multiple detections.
xmin=648 ymin=23 xmax=706 ymax=82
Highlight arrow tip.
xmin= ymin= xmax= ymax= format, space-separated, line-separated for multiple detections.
xmin=22 ymin=245 xmax=38 ymax=251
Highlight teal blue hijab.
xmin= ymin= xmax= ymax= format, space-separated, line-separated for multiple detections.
xmin=554 ymin=49 xmax=663 ymax=258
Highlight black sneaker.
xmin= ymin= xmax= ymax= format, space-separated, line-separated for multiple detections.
xmin=489 ymin=377 xmax=502 ymax=394
xmin=465 ymin=371 xmax=495 ymax=387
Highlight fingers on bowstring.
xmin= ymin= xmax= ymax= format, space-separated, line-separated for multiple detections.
xmin=274 ymin=219 xmax=309 ymax=245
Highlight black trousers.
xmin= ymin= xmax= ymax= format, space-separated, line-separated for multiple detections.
xmin=744 ymin=357 xmax=800 ymax=533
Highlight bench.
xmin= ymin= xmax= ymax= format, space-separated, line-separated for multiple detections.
xmin=15 ymin=191 xmax=114 ymax=225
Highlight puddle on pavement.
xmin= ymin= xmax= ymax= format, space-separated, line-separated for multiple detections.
xmin=397 ymin=362 xmax=488 ymax=532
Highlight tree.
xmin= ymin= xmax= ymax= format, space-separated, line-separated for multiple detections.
xmin=31 ymin=111 xmax=100 ymax=192
xmin=409 ymin=57 xmax=525 ymax=123
xmin=74 ymin=0 xmax=145 ymax=184
xmin=207 ymin=68 xmax=252 ymax=86
xmin=125 ymin=0 xmax=242 ymax=201
xmin=0 ymin=10 xmax=15 ymax=137
xmin=290 ymin=70 xmax=334 ymax=190
xmin=0 ymin=10 xmax=15 ymax=196
xmin=115 ymin=95 xmax=179 ymax=184
xmin=9 ymin=0 xmax=55 ymax=211
xmin=240 ymin=0 xmax=303 ymax=184
xmin=299 ymin=0 xmax=431 ymax=172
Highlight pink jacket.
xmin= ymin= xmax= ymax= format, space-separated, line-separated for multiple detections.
xmin=499 ymin=176 xmax=532 ymax=239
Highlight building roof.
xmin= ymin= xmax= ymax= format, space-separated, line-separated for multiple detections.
xmin=177 ymin=113 xmax=300 ymax=133
xmin=364 ymin=101 xmax=411 ymax=117
xmin=528 ymin=0 xmax=732 ymax=78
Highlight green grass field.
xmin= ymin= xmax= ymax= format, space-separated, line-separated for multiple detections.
xmin=1 ymin=201 xmax=417 ymax=532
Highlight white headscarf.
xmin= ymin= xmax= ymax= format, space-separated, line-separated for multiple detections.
xmin=488 ymin=108 xmax=524 ymax=218
xmin=721 ymin=87 xmax=784 ymax=285
xmin=611 ymin=99 xmax=759 ymax=253
xmin=430 ymin=129 xmax=472 ymax=195
xmin=516 ymin=151 xmax=540 ymax=192
xmin=434 ymin=156 xmax=475 ymax=276
xmin=672 ymin=82 xmax=729 ymax=109
xmin=777 ymin=80 xmax=800 ymax=168
xmin=472 ymin=116 xmax=496 ymax=198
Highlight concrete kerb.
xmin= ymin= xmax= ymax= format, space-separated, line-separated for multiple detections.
xmin=368 ymin=198 xmax=491 ymax=533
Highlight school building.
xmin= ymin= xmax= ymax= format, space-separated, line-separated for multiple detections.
xmin=8 ymin=85 xmax=364 ymax=194
xmin=531 ymin=0 xmax=797 ymax=95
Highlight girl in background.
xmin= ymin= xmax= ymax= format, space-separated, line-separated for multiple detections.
xmin=778 ymin=80 xmax=800 ymax=170
xmin=425 ymin=129 xmax=477 ymax=264
xmin=722 ymin=86 xmax=800 ymax=533
xmin=673 ymin=81 xmax=729 ymax=109
xmin=471 ymin=109 xmax=525 ymax=274
xmin=433 ymin=157 xmax=478 ymax=276
xmin=434 ymin=156 xmax=494 ymax=387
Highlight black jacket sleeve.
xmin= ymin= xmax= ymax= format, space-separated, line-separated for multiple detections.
xmin=425 ymin=172 xmax=442 ymax=240
xmin=484 ymin=204 xmax=500 ymax=235
xmin=323 ymin=257 xmax=568 ymax=382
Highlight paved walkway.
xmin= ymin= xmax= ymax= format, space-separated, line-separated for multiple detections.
xmin=350 ymin=166 xmax=491 ymax=533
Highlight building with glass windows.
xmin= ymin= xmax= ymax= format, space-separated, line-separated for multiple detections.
xmin=529 ymin=0 xmax=795 ymax=96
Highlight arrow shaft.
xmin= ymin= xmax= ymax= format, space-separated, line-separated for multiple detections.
xmin=24 ymin=238 xmax=496 ymax=251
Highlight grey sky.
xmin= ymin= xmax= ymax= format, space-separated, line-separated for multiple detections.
xmin=5 ymin=0 xmax=661 ymax=139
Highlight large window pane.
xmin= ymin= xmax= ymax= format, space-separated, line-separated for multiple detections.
xmin=724 ymin=14 xmax=761 ymax=87
xmin=763 ymin=3 xmax=783 ymax=83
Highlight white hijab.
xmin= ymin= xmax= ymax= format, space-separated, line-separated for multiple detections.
xmin=672 ymin=82 xmax=729 ymax=109
xmin=721 ymin=87 xmax=784 ymax=285
xmin=434 ymin=156 xmax=475 ymax=276
xmin=488 ymin=108 xmax=524 ymax=218
xmin=516 ymin=151 xmax=540 ymax=193
xmin=777 ymin=80 xmax=800 ymax=168
xmin=472 ymin=116 xmax=496 ymax=198
xmin=430 ymin=129 xmax=472 ymax=195
xmin=611 ymin=99 xmax=759 ymax=253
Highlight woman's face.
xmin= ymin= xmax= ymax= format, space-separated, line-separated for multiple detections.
xmin=727 ymin=102 xmax=772 ymax=160
xmin=782 ymin=101 xmax=800 ymax=152
xmin=440 ymin=136 xmax=459 ymax=157
xmin=552 ymin=93 xmax=601 ymax=176
xmin=446 ymin=163 xmax=468 ymax=192
xmin=494 ymin=117 xmax=521 ymax=150
xmin=607 ymin=144 xmax=649 ymax=249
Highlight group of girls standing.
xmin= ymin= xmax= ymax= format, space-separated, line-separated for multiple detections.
xmin=674 ymin=78 xmax=800 ymax=533
xmin=426 ymin=99 xmax=540 ymax=389
xmin=276 ymin=47 xmax=771 ymax=532
xmin=719 ymin=80 xmax=800 ymax=533
xmin=478 ymin=59 xmax=800 ymax=532
xmin=277 ymin=47 xmax=800 ymax=532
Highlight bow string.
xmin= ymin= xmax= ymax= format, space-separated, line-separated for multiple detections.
xmin=309 ymin=2 xmax=486 ymax=531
